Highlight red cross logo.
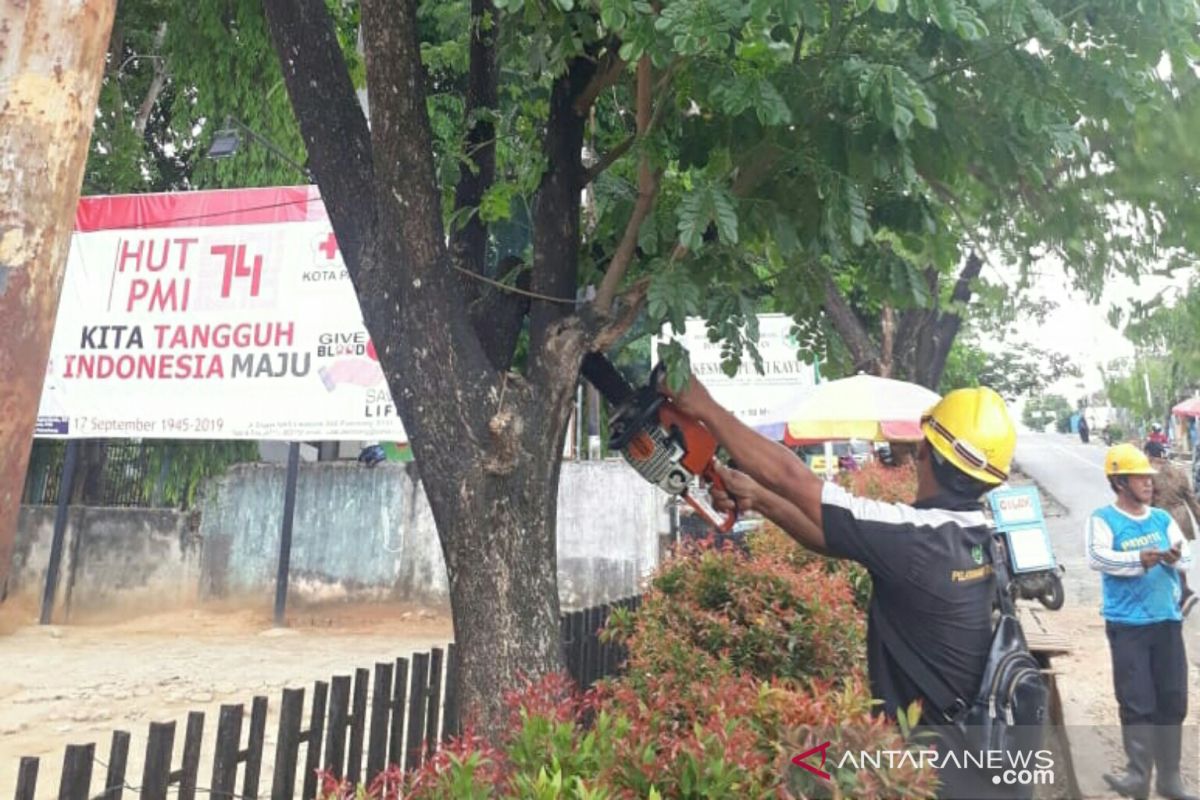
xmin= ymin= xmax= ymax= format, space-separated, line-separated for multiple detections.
xmin=318 ymin=232 xmax=339 ymax=260
xmin=791 ymin=741 xmax=832 ymax=781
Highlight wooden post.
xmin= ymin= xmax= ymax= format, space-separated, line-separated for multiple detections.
xmin=388 ymin=658 xmax=409 ymax=768
xmin=300 ymin=681 xmax=328 ymax=800
xmin=58 ymin=743 xmax=94 ymax=800
xmin=569 ymin=611 xmax=586 ymax=686
xmin=273 ymin=441 xmax=301 ymax=627
xmin=140 ymin=723 xmax=175 ymax=800
xmin=324 ymin=675 xmax=352 ymax=779
xmin=404 ymin=653 xmax=430 ymax=770
xmin=425 ymin=648 xmax=444 ymax=752
xmin=271 ymin=688 xmax=306 ymax=800
xmin=441 ymin=644 xmax=461 ymax=742
xmin=346 ymin=667 xmax=370 ymax=782
xmin=39 ymin=439 xmax=79 ymax=624
xmin=211 ymin=705 xmax=245 ymax=799
xmin=243 ymin=696 xmax=269 ymax=798
xmin=0 ymin=0 xmax=118 ymax=596
xmin=177 ymin=713 xmax=205 ymax=800
xmin=15 ymin=757 xmax=39 ymax=800
xmin=366 ymin=662 xmax=394 ymax=781
xmin=99 ymin=731 xmax=130 ymax=800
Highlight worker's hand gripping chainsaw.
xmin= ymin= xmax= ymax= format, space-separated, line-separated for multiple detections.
xmin=581 ymin=353 xmax=737 ymax=532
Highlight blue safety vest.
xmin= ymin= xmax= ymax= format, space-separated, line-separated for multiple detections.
xmin=1094 ymin=505 xmax=1182 ymax=625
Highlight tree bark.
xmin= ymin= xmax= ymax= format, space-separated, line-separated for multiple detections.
xmin=0 ymin=0 xmax=117 ymax=597
xmin=529 ymin=57 xmax=592 ymax=357
xmin=264 ymin=0 xmax=582 ymax=738
xmin=821 ymin=273 xmax=883 ymax=374
xmin=822 ymin=251 xmax=982 ymax=389
xmin=919 ymin=251 xmax=982 ymax=389
xmin=451 ymin=0 xmax=498 ymax=284
xmin=132 ymin=23 xmax=169 ymax=138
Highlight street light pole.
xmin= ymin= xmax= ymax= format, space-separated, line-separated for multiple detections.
xmin=207 ymin=117 xmax=312 ymax=182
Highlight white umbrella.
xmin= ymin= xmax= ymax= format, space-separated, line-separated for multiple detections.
xmin=757 ymin=373 xmax=941 ymax=444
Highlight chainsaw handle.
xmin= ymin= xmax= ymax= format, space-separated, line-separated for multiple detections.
xmin=685 ymin=465 xmax=737 ymax=533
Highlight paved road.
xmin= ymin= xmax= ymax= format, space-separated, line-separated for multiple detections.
xmin=1014 ymin=430 xmax=1200 ymax=651
xmin=1015 ymin=432 xmax=1200 ymax=797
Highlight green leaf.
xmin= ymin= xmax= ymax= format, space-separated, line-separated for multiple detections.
xmin=676 ymin=190 xmax=710 ymax=250
xmin=932 ymin=0 xmax=956 ymax=30
xmin=876 ymin=0 xmax=899 ymax=12
xmin=752 ymin=78 xmax=792 ymax=125
xmin=798 ymin=0 xmax=825 ymax=29
xmin=638 ymin=209 xmax=659 ymax=255
xmin=846 ymin=183 xmax=869 ymax=247
xmin=712 ymin=189 xmax=739 ymax=244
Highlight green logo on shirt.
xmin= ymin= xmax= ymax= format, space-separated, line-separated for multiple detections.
xmin=971 ymin=544 xmax=984 ymax=565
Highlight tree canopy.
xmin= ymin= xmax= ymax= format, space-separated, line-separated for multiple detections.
xmin=77 ymin=0 xmax=1200 ymax=731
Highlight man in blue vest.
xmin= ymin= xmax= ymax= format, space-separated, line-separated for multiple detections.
xmin=1087 ymin=443 xmax=1196 ymax=800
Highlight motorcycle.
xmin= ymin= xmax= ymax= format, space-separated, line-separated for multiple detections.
xmin=993 ymin=531 xmax=1065 ymax=610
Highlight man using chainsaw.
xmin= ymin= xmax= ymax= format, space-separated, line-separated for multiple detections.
xmin=667 ymin=377 xmax=1019 ymax=799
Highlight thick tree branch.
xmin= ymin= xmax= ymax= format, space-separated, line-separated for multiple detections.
xmin=922 ymin=251 xmax=982 ymax=388
xmin=594 ymin=56 xmax=658 ymax=314
xmin=879 ymin=304 xmax=896 ymax=378
xmin=573 ymin=50 xmax=625 ymax=116
xmin=133 ymin=23 xmax=168 ymax=137
xmin=529 ymin=56 xmax=594 ymax=359
xmin=583 ymin=133 xmax=634 ymax=185
xmin=359 ymin=0 xmax=449 ymax=280
xmin=591 ymin=278 xmax=650 ymax=352
xmin=583 ymin=58 xmax=678 ymax=187
xmin=821 ymin=273 xmax=883 ymax=373
xmin=451 ymin=0 xmax=499 ymax=285
xmin=469 ymin=255 xmax=531 ymax=371
xmin=262 ymin=0 xmax=374 ymax=272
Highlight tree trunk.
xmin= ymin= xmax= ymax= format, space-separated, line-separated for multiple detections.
xmin=262 ymin=0 xmax=592 ymax=738
xmin=0 ymin=0 xmax=117 ymax=596
xmin=433 ymin=395 xmax=568 ymax=732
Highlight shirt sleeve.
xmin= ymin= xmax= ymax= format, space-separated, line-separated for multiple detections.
xmin=1166 ymin=518 xmax=1195 ymax=572
xmin=1086 ymin=514 xmax=1145 ymax=576
xmin=820 ymin=482 xmax=921 ymax=580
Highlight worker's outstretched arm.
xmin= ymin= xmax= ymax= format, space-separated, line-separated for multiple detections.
xmin=669 ymin=374 xmax=826 ymax=526
xmin=710 ymin=464 xmax=829 ymax=554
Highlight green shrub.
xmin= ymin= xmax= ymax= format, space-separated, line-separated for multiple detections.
xmin=320 ymin=486 xmax=937 ymax=799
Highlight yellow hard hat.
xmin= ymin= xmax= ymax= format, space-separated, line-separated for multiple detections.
xmin=921 ymin=387 xmax=1016 ymax=485
xmin=1104 ymin=443 xmax=1157 ymax=476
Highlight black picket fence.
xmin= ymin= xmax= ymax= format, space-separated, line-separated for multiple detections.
xmin=12 ymin=596 xmax=640 ymax=800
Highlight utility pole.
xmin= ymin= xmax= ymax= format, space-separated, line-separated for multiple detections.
xmin=0 ymin=0 xmax=117 ymax=596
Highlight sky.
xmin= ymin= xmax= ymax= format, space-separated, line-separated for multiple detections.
xmin=988 ymin=259 xmax=1191 ymax=403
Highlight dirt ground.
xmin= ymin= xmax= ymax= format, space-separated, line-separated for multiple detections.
xmin=0 ymin=600 xmax=453 ymax=798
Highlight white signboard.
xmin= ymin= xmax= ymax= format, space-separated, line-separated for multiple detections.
xmin=36 ymin=187 xmax=407 ymax=441
xmin=653 ymin=314 xmax=817 ymax=424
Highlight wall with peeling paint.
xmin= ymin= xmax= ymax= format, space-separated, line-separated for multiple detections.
xmin=9 ymin=460 xmax=666 ymax=616
xmin=7 ymin=505 xmax=201 ymax=619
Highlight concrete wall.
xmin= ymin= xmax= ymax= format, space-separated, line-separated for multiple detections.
xmin=198 ymin=460 xmax=666 ymax=609
xmin=7 ymin=506 xmax=201 ymax=618
xmin=9 ymin=460 xmax=665 ymax=615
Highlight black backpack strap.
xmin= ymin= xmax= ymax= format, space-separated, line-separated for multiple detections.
xmin=874 ymin=602 xmax=969 ymax=725
xmin=990 ymin=534 xmax=1017 ymax=616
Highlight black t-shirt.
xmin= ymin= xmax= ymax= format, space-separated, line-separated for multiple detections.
xmin=821 ymin=482 xmax=996 ymax=721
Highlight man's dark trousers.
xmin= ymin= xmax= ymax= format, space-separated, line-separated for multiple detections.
xmin=1108 ymin=620 xmax=1188 ymax=726
xmin=1106 ymin=620 xmax=1191 ymax=798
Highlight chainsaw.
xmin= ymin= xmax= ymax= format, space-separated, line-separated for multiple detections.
xmin=581 ymin=352 xmax=737 ymax=532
